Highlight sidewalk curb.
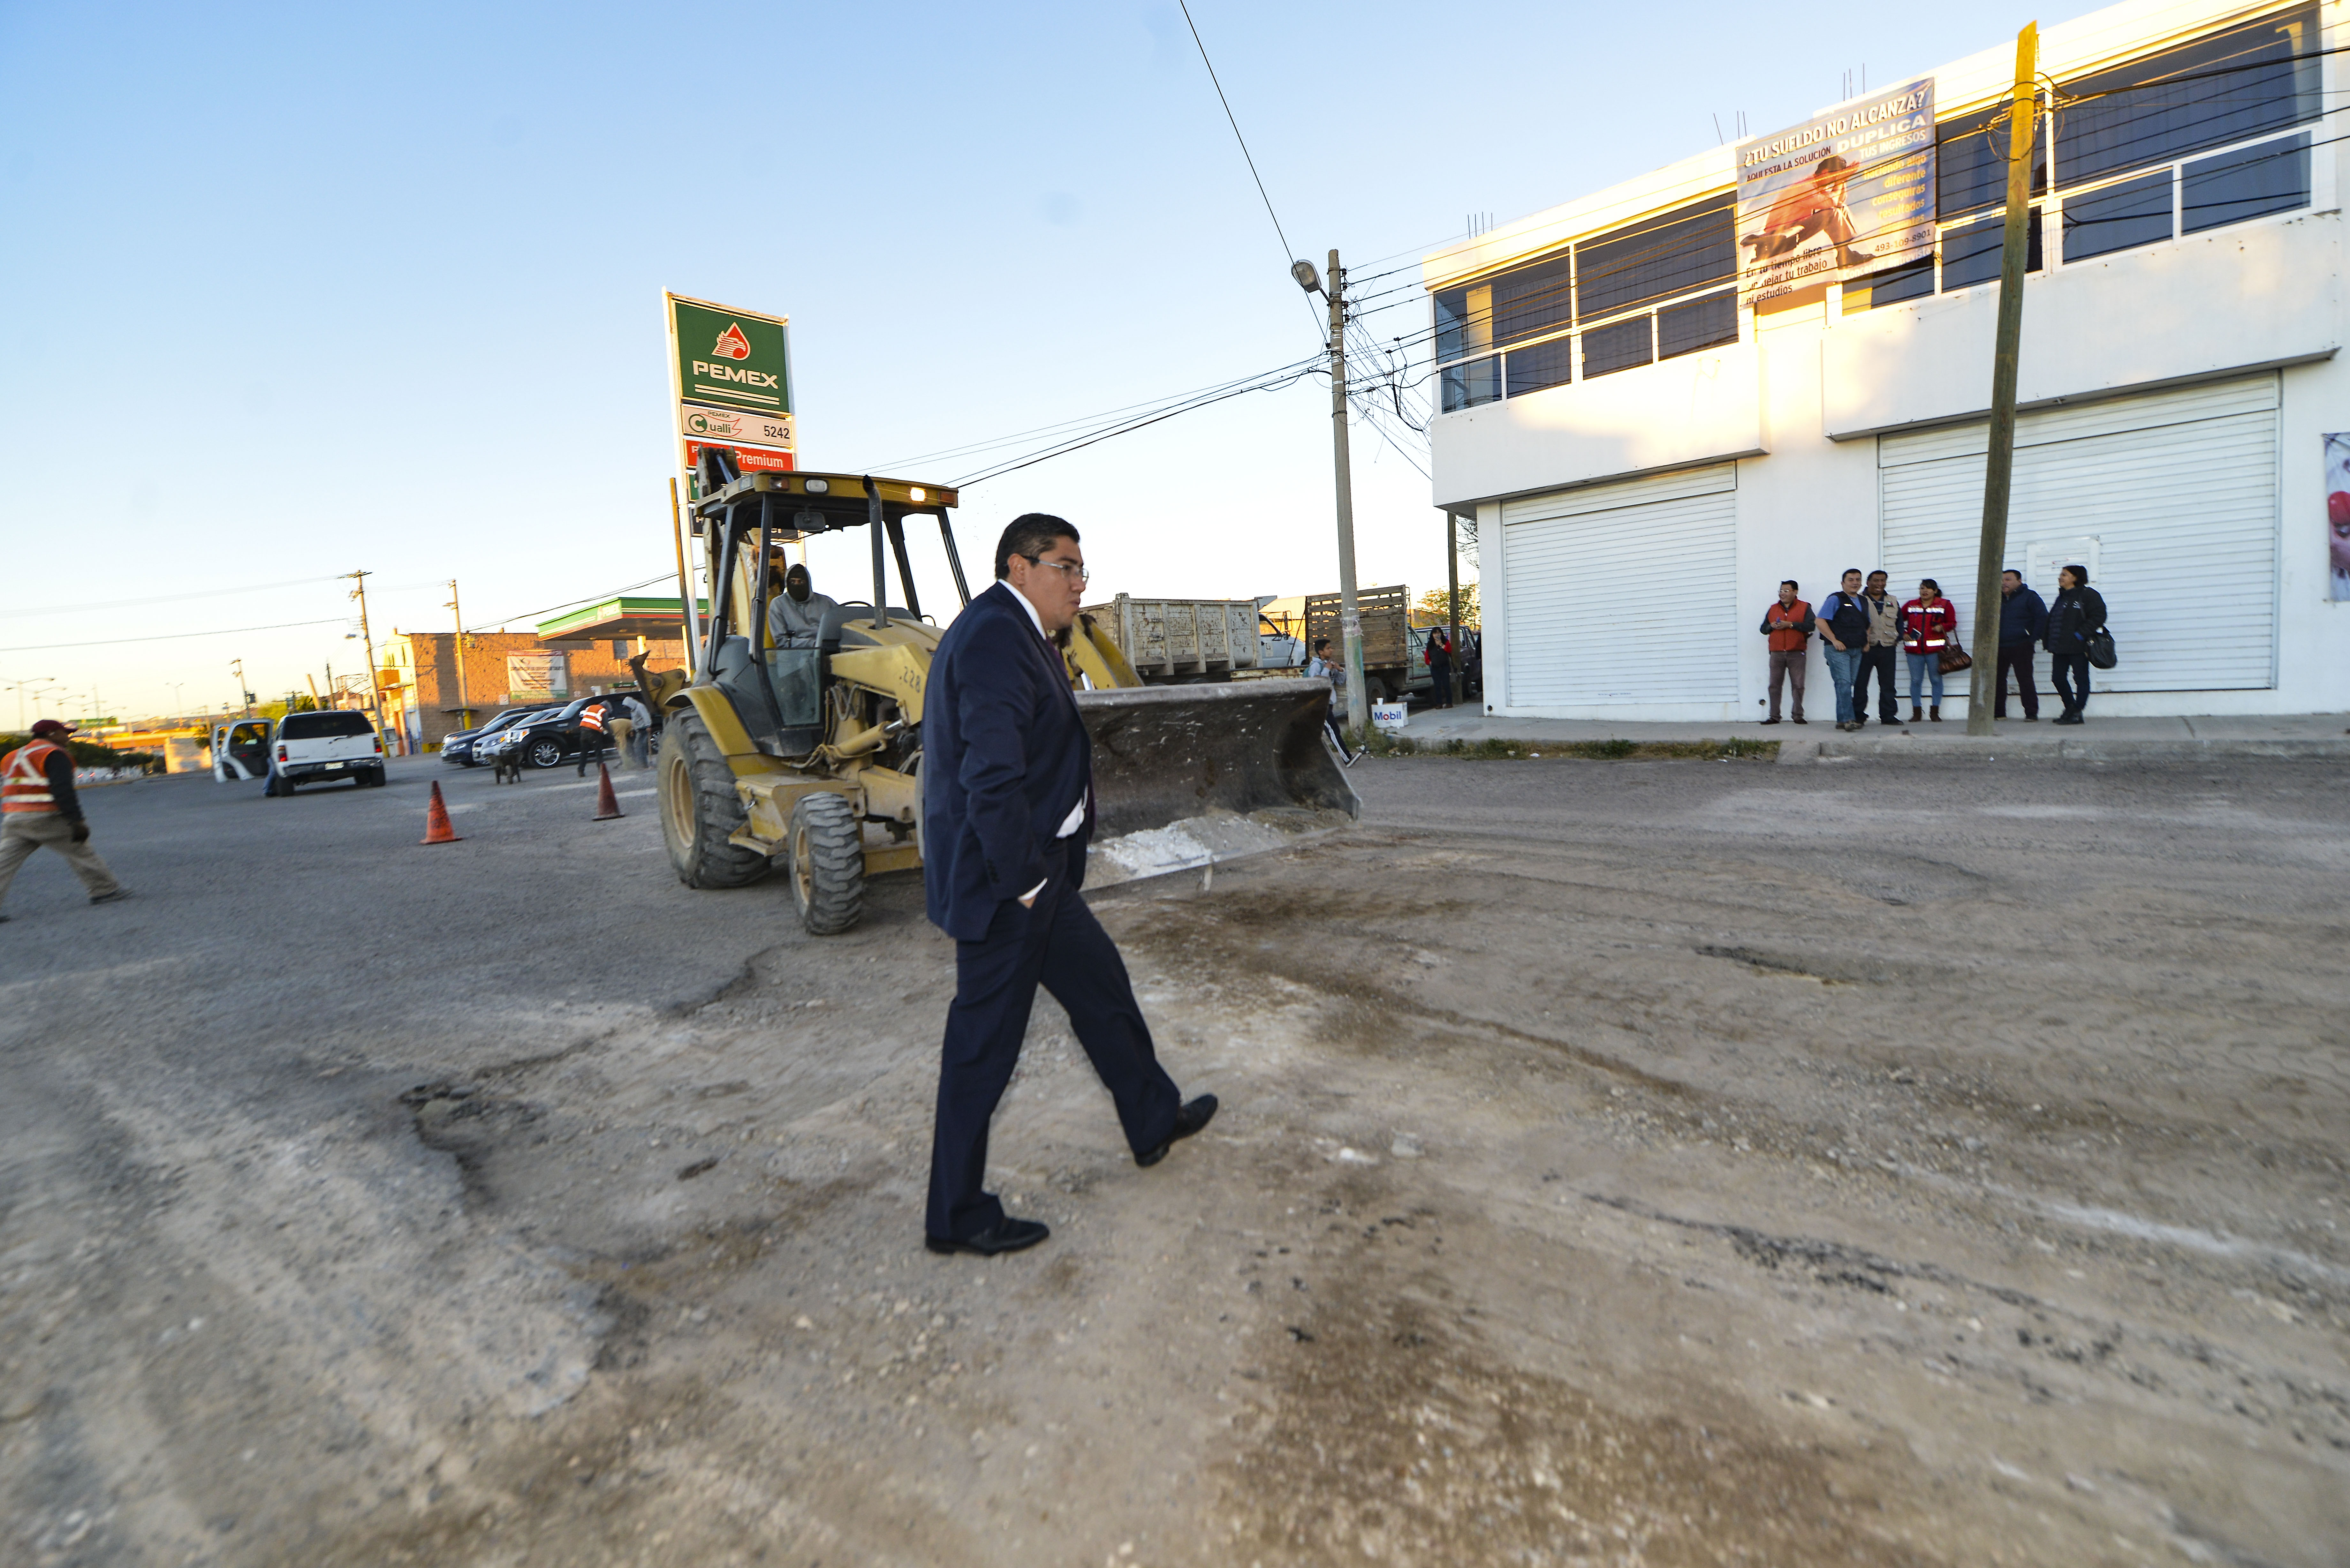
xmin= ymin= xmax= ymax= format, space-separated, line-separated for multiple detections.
xmin=1810 ymin=735 xmax=2350 ymax=762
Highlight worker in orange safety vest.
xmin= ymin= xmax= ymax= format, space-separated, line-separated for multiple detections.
xmin=1 ymin=719 xmax=128 ymax=920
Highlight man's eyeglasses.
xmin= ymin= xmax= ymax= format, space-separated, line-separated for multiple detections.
xmin=1024 ymin=555 xmax=1089 ymax=586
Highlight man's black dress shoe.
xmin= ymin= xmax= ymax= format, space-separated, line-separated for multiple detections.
xmin=1136 ymin=1094 xmax=1218 ymax=1167
xmin=925 ymin=1217 xmax=1050 ymax=1256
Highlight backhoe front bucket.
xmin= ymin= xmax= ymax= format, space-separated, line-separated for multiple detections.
xmin=1076 ymin=678 xmax=1359 ymax=839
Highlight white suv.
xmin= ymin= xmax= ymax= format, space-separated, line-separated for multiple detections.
xmin=268 ymin=711 xmax=386 ymax=793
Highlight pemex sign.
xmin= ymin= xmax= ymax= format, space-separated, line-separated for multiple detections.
xmin=665 ymin=293 xmax=794 ymax=493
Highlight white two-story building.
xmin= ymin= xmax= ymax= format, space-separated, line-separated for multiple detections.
xmin=1426 ymin=0 xmax=2349 ymax=720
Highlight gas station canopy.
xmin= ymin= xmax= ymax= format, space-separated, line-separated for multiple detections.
xmin=536 ymin=595 xmax=708 ymax=643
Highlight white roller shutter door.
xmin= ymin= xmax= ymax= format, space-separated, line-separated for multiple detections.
xmin=1501 ymin=464 xmax=1739 ymax=706
xmin=1879 ymin=375 xmax=2277 ymax=692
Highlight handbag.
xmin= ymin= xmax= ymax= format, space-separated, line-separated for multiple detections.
xmin=1936 ymin=613 xmax=1972 ymax=675
xmin=2086 ymin=629 xmax=2118 ymax=670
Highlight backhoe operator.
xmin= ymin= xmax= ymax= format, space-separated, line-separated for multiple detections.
xmin=767 ymin=562 xmax=838 ymax=649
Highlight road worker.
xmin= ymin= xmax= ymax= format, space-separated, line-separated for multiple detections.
xmin=0 ymin=720 xmax=128 ymax=920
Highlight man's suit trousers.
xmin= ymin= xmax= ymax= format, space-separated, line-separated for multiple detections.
xmin=926 ymin=842 xmax=1181 ymax=1243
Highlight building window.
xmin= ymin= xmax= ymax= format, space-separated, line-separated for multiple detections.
xmin=1505 ymin=337 xmax=1575 ymax=398
xmin=2061 ymin=172 xmax=2175 ymax=262
xmin=1433 ymin=284 xmax=1492 ymax=365
xmin=1581 ymin=317 xmax=1654 ymax=379
xmin=1658 ymin=290 xmax=1737 ymax=360
xmin=2056 ymin=5 xmax=2319 ymax=188
xmin=1574 ymin=194 xmax=1736 ymax=321
xmin=1491 ymin=256 xmax=1574 ymax=351
xmin=1843 ymin=256 xmax=1935 ymax=312
xmin=1939 ymin=206 xmax=2044 ymax=290
xmin=2182 ymin=131 xmax=2310 ymax=234
xmin=1432 ymin=191 xmax=1735 ymax=410
xmin=1441 ymin=356 xmax=1502 ymax=412
xmin=1938 ymin=103 xmax=2047 ymax=221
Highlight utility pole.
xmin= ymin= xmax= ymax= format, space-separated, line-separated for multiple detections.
xmin=1967 ymin=23 xmax=2039 ymax=736
xmin=670 ymin=479 xmax=700 ymax=676
xmin=444 ymin=579 xmax=472 ymax=727
xmin=346 ymin=570 xmax=383 ymax=747
xmin=1442 ymin=517 xmax=1462 ymax=701
xmin=231 ymin=660 xmax=251 ymax=718
xmin=1294 ymin=249 xmax=1368 ymax=744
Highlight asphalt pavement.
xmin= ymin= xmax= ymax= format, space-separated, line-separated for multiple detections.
xmin=4 ymin=747 xmax=2345 ymax=1566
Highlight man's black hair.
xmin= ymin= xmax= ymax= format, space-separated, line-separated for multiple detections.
xmin=1866 ymin=568 xmax=1888 ymax=579
xmin=1781 ymin=579 xmax=1800 ymax=591
xmin=995 ymin=513 xmax=1080 ymax=580
xmin=1842 ymin=567 xmax=1863 ymax=578
xmin=1312 ymin=637 xmax=1330 ymax=651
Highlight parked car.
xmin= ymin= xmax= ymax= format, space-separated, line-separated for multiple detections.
xmin=211 ymin=718 xmax=273 ymax=781
xmin=441 ymin=707 xmax=540 ymax=766
xmin=267 ymin=710 xmax=385 ymax=792
xmin=479 ymin=693 xmax=639 ymax=772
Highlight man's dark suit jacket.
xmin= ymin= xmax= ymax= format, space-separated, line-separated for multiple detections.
xmin=923 ymin=581 xmax=1094 ymax=943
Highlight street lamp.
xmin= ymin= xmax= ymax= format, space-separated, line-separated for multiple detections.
xmin=3 ymin=676 xmax=55 ymax=732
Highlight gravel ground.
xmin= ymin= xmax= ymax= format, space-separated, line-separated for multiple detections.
xmin=3 ymin=750 xmax=2344 ymax=1566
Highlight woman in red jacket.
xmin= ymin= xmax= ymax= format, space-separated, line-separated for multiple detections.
xmin=1900 ymin=578 xmax=1957 ymax=722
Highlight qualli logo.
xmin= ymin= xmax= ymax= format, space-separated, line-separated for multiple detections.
xmin=711 ymin=323 xmax=753 ymax=360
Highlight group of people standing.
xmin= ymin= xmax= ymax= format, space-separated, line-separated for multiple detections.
xmin=1763 ymin=566 xmax=2111 ymax=729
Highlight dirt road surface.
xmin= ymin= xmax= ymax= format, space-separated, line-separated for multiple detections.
xmin=4 ymin=753 xmax=2344 ymax=1566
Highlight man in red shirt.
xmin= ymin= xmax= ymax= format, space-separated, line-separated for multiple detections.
xmin=1758 ymin=580 xmax=1815 ymax=725
xmin=0 ymin=719 xmax=127 ymax=920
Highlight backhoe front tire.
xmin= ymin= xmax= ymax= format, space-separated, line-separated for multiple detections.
xmin=787 ymin=791 xmax=865 ymax=935
xmin=658 ymin=712 xmax=769 ymax=889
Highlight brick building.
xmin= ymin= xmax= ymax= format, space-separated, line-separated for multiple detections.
xmin=381 ymin=614 xmax=692 ymax=751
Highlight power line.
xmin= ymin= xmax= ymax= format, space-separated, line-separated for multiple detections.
xmin=870 ymin=358 xmax=1325 ymax=472
xmin=465 ymin=573 xmax=676 ymax=636
xmin=0 ymin=617 xmax=348 ymax=654
xmin=1176 ymin=0 xmax=1323 ymax=338
xmin=954 ymin=355 xmax=1326 ymax=487
xmin=7 ymin=572 xmax=348 ymax=618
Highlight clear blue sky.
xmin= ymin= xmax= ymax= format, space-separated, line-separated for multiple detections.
xmin=0 ymin=0 xmax=2089 ymax=723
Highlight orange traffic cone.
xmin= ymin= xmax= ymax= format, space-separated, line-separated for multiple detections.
xmin=421 ymin=780 xmax=462 ymax=844
xmin=592 ymin=762 xmax=624 ymax=821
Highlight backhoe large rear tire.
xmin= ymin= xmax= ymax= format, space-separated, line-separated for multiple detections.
xmin=787 ymin=791 xmax=865 ymax=935
xmin=659 ymin=712 xmax=769 ymax=889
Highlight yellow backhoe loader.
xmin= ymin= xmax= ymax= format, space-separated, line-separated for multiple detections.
xmin=656 ymin=451 xmax=1356 ymax=934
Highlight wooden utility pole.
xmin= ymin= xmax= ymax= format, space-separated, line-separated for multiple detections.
xmin=1445 ymin=510 xmax=1462 ymax=707
xmin=1324 ymin=251 xmax=1368 ymax=743
xmin=670 ymin=479 xmax=700 ymax=676
xmin=346 ymin=570 xmax=384 ymax=747
xmin=1967 ymin=23 xmax=2039 ymax=736
xmin=231 ymin=659 xmax=250 ymax=718
xmin=444 ymin=579 xmax=472 ymax=728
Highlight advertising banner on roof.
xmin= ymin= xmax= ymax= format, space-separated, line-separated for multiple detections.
xmin=1736 ymin=78 xmax=1936 ymax=305
xmin=665 ymin=293 xmax=794 ymax=492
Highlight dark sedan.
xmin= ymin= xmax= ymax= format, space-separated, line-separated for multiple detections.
xmin=479 ymin=693 xmax=643 ymax=771
xmin=441 ymin=707 xmax=542 ymax=766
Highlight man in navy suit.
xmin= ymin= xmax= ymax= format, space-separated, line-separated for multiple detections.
xmin=921 ymin=513 xmax=1217 ymax=1256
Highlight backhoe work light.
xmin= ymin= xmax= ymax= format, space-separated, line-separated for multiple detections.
xmin=803 ymin=477 xmax=830 ymax=493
